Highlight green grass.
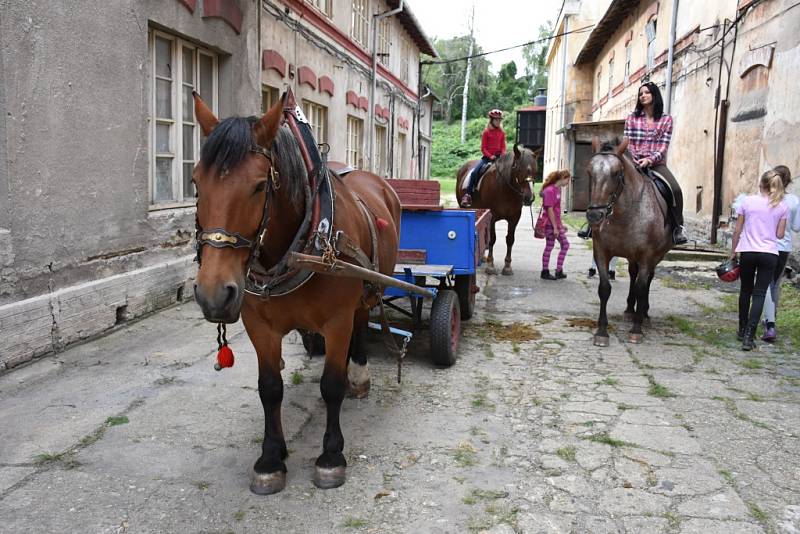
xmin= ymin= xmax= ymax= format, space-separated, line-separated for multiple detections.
xmin=105 ymin=416 xmax=129 ymax=426
xmin=747 ymin=501 xmax=768 ymax=523
xmin=719 ymin=469 xmax=735 ymax=485
xmin=291 ymin=371 xmax=304 ymax=385
xmin=555 ymin=446 xmax=577 ymax=462
xmin=777 ymin=284 xmax=800 ymax=348
xmin=666 ymin=315 xmax=728 ymax=348
xmin=741 ymin=359 xmax=762 ymax=370
xmin=462 ymin=488 xmax=509 ymax=505
xmin=646 ymin=375 xmax=676 ymax=398
xmin=597 ymin=377 xmax=619 ymax=386
xmin=435 ymin=176 xmax=456 ymax=198
xmin=452 ymin=442 xmax=478 ymax=467
xmin=341 ymin=517 xmax=368 ymax=529
xmin=581 ymin=432 xmax=628 ymax=448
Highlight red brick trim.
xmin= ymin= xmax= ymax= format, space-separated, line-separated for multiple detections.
xmin=346 ymin=90 xmax=360 ymax=108
xmin=277 ymin=0 xmax=418 ymax=100
xmin=178 ymin=0 xmax=197 ymax=12
xmin=624 ymin=30 xmax=634 ymax=46
xmin=203 ymin=0 xmax=243 ymax=34
xmin=297 ymin=66 xmax=317 ymax=89
xmin=262 ymin=49 xmax=286 ymax=77
xmin=358 ymin=96 xmax=369 ymax=111
xmin=645 ymin=2 xmax=659 ymax=22
xmin=630 ymin=65 xmax=646 ymax=85
xmin=599 ymin=95 xmax=609 ymax=106
xmin=592 ymin=102 xmax=599 ymax=113
xmin=318 ymin=75 xmax=334 ymax=96
xmin=398 ymin=117 xmax=410 ymax=130
xmin=611 ymin=82 xmax=625 ymax=97
xmin=609 ymin=50 xmax=615 ymax=61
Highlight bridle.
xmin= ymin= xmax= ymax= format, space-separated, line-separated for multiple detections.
xmin=586 ymin=151 xmax=626 ymax=221
xmin=504 ymin=158 xmax=534 ymax=199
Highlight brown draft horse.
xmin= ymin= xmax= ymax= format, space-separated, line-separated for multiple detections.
xmin=191 ymin=92 xmax=400 ymax=494
xmin=585 ymin=137 xmax=673 ymax=346
xmin=455 ymin=145 xmax=541 ymax=275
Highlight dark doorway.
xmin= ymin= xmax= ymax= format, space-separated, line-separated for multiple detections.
xmin=571 ymin=142 xmax=593 ymax=211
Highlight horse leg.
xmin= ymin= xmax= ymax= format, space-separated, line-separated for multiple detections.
xmin=248 ymin=332 xmax=288 ymax=495
xmin=594 ymin=253 xmax=612 ymax=347
xmin=624 ymin=262 xmax=639 ymax=322
xmin=502 ymin=213 xmax=520 ymax=275
xmin=485 ymin=214 xmax=498 ymax=275
xmin=628 ymin=266 xmax=651 ymax=344
xmin=314 ymin=313 xmax=354 ymax=489
xmin=642 ymin=271 xmax=655 ymax=326
xmin=346 ymin=309 xmax=370 ymax=399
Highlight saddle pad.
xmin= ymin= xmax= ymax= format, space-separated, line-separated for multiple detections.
xmin=650 ymin=170 xmax=675 ymax=208
xmin=333 ymin=165 xmax=356 ymax=177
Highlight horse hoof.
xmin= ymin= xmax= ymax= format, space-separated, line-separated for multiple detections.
xmin=628 ymin=333 xmax=643 ymax=344
xmin=313 ymin=466 xmax=346 ymax=489
xmin=594 ymin=335 xmax=610 ymax=347
xmin=347 ymin=362 xmax=370 ymax=399
xmin=501 ymin=266 xmax=513 ymax=276
xmin=623 ymin=312 xmax=635 ymax=322
xmin=250 ymin=470 xmax=286 ymax=495
xmin=485 ymin=266 xmax=497 ymax=275
xmin=347 ymin=381 xmax=370 ymax=399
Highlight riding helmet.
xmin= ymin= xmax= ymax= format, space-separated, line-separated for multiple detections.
xmin=716 ymin=258 xmax=741 ymax=283
xmin=488 ymin=109 xmax=503 ymax=119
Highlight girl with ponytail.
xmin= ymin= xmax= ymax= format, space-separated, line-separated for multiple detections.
xmin=731 ymin=169 xmax=789 ymax=350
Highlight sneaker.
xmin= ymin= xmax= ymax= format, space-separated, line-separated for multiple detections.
xmin=460 ymin=194 xmax=472 ymax=207
xmin=588 ymin=268 xmax=596 ymax=278
xmin=609 ymin=271 xmax=616 ymax=280
xmin=541 ymin=270 xmax=557 ymax=280
xmin=761 ymin=326 xmax=777 ymax=343
xmin=555 ymin=270 xmax=567 ymax=279
xmin=673 ymin=226 xmax=688 ymax=245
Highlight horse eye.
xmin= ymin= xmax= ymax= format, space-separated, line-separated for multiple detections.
xmin=253 ymin=181 xmax=267 ymax=195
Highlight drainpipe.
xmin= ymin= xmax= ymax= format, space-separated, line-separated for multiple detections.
xmin=418 ymin=82 xmax=431 ymax=179
xmin=664 ymin=0 xmax=679 ymax=114
xmin=368 ymin=0 xmax=405 ymax=173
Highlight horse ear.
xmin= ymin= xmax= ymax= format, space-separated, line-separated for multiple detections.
xmin=533 ymin=147 xmax=543 ymax=158
xmin=193 ymin=91 xmax=219 ymax=136
xmin=253 ymin=93 xmax=284 ymax=148
xmin=513 ymin=143 xmax=521 ymax=159
xmin=592 ymin=136 xmax=600 ymax=153
xmin=617 ymin=137 xmax=630 ymax=156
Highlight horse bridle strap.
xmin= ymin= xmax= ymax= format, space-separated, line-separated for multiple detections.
xmin=586 ymin=151 xmax=625 ymax=217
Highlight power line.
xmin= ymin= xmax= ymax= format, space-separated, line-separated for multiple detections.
xmin=420 ymin=24 xmax=595 ymax=66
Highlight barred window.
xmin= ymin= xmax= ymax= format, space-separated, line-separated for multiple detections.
xmin=309 ymin=0 xmax=332 ymax=17
xmin=378 ymin=18 xmax=391 ymax=66
xmin=351 ymin=0 xmax=369 ymax=48
xmin=303 ymin=100 xmax=328 ymax=144
xmin=262 ymin=85 xmax=279 ymax=113
xmin=346 ymin=116 xmax=363 ymax=168
xmin=374 ymin=125 xmax=387 ymax=176
xmin=624 ymin=44 xmax=632 ymax=85
xmin=646 ymin=19 xmax=657 ymax=71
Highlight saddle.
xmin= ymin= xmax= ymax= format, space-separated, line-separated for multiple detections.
xmin=466 ymin=161 xmax=495 ymax=192
xmin=643 ymin=167 xmax=676 ymax=208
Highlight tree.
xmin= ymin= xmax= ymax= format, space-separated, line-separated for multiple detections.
xmin=522 ymin=22 xmax=552 ymax=98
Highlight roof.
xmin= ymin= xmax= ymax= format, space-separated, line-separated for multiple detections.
xmin=386 ymin=1 xmax=438 ymax=58
xmin=575 ymin=0 xmax=640 ymax=65
xmin=517 ymin=105 xmax=547 ymax=112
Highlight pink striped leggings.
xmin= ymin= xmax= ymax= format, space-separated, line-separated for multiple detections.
xmin=542 ymin=225 xmax=570 ymax=271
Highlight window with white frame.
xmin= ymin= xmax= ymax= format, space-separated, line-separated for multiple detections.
xmin=396 ymin=132 xmax=407 ymax=178
xmin=262 ymin=85 xmax=279 ymax=113
xmin=646 ymin=19 xmax=657 ymax=71
xmin=150 ymin=29 xmax=217 ymax=205
xmin=309 ymin=0 xmax=332 ymax=17
xmin=346 ymin=116 xmax=363 ymax=168
xmin=608 ymin=58 xmax=614 ymax=99
xmin=374 ymin=125 xmax=387 ymax=176
xmin=351 ymin=0 xmax=369 ymax=48
xmin=303 ymin=100 xmax=328 ymax=144
xmin=378 ymin=17 xmax=391 ymax=66
xmin=624 ymin=43 xmax=632 ymax=85
xmin=596 ymin=69 xmax=602 ymax=101
xmin=400 ymin=37 xmax=410 ymax=84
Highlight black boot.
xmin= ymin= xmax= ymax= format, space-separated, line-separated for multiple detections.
xmin=672 ymin=225 xmax=688 ymax=245
xmin=741 ymin=325 xmax=756 ymax=351
xmin=555 ymin=270 xmax=567 ymax=279
xmin=541 ymin=270 xmax=556 ymax=280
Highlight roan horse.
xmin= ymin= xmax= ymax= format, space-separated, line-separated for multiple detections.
xmin=455 ymin=146 xmax=541 ymax=275
xmin=191 ymin=91 xmax=401 ymax=494
xmin=585 ymin=137 xmax=673 ymax=346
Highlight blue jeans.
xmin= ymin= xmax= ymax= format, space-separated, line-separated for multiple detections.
xmin=466 ymin=156 xmax=492 ymax=195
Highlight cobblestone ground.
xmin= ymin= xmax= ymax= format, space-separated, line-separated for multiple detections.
xmin=1 ymin=211 xmax=799 ymax=533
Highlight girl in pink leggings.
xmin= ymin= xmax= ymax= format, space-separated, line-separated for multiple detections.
xmin=541 ymin=170 xmax=571 ymax=280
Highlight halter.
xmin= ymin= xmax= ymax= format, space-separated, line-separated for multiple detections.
xmin=503 ymin=158 xmax=534 ymax=198
xmin=586 ymin=151 xmax=626 ymax=221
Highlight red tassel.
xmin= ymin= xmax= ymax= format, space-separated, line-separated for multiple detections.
xmin=214 ymin=344 xmax=234 ymax=371
xmin=375 ymin=217 xmax=389 ymax=231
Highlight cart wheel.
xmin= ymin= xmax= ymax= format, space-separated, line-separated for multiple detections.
xmin=430 ymin=290 xmax=461 ymax=367
xmin=298 ymin=329 xmax=325 ymax=356
xmin=454 ymin=274 xmax=476 ymax=320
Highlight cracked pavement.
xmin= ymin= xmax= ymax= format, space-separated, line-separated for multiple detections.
xmin=1 ymin=210 xmax=799 ymax=533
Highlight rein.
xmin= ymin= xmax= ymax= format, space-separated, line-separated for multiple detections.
xmin=586 ymin=151 xmax=626 ymax=220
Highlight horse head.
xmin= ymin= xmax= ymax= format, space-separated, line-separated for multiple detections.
xmin=505 ymin=144 xmax=541 ymax=206
xmin=586 ymin=136 xmax=630 ymax=225
xmin=191 ymin=92 xmax=285 ymax=323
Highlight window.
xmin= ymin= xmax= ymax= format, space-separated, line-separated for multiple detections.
xmin=262 ymin=85 xmax=279 ymax=113
xmin=150 ymin=30 xmax=217 ymax=205
xmin=309 ymin=0 xmax=332 ymax=17
xmin=608 ymin=58 xmax=614 ymax=98
xmin=374 ymin=125 xmax=387 ymax=176
xmin=624 ymin=43 xmax=632 ymax=85
xmin=400 ymin=38 xmax=410 ymax=84
xmin=596 ymin=69 xmax=602 ymax=101
xmin=646 ymin=19 xmax=657 ymax=71
xmin=303 ymin=100 xmax=328 ymax=144
xmin=396 ymin=132 xmax=407 ymax=178
xmin=378 ymin=17 xmax=390 ymax=66
xmin=351 ymin=0 xmax=369 ymax=48
xmin=346 ymin=116 xmax=364 ymax=168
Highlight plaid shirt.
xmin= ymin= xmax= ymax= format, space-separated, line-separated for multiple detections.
xmin=623 ymin=112 xmax=673 ymax=165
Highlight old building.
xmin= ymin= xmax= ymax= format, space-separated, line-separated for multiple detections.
xmin=0 ymin=0 xmax=436 ymax=370
xmin=544 ymin=0 xmax=800 ymax=248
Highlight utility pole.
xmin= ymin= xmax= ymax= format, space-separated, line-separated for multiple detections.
xmin=460 ymin=4 xmax=475 ymax=144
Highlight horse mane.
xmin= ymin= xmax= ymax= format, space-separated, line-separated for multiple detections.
xmin=200 ymin=117 xmax=306 ymax=210
xmin=494 ymin=148 xmax=534 ymax=186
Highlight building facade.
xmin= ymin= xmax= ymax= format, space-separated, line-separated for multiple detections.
xmin=544 ymin=0 xmax=800 ymax=249
xmin=0 ymin=0 xmax=436 ymax=370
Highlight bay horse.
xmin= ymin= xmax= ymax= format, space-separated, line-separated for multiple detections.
xmin=585 ymin=137 xmax=673 ymax=346
xmin=455 ymin=145 xmax=541 ymax=275
xmin=191 ymin=91 xmax=401 ymax=494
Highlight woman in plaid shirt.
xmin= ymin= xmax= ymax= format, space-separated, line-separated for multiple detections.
xmin=624 ymin=82 xmax=688 ymax=245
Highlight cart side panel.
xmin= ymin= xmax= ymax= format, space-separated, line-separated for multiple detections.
xmin=474 ymin=209 xmax=491 ymax=268
xmin=399 ymin=210 xmax=476 ymax=274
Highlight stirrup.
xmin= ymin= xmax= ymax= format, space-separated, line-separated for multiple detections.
xmin=672 ymin=225 xmax=688 ymax=245
xmin=460 ymin=194 xmax=472 ymax=207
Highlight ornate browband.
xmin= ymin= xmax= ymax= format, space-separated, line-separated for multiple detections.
xmin=198 ymin=228 xmax=254 ymax=249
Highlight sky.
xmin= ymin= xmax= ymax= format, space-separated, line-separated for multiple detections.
xmin=407 ymin=0 xmax=564 ymax=73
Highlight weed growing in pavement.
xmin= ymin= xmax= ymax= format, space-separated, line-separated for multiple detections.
xmin=233 ymin=509 xmax=246 ymax=522
xmin=663 ymin=511 xmax=681 ymax=530
xmin=33 ymin=451 xmax=80 ymax=469
xmin=105 ymin=416 xmax=129 ymax=426
xmin=194 ymin=481 xmax=210 ymax=490
xmin=291 ymin=371 xmax=304 ymax=385
xmin=714 ymin=397 xmax=771 ymax=430
xmin=661 ymin=277 xmax=711 ymax=291
xmin=617 ymin=403 xmax=634 ymax=411
xmin=581 ymin=432 xmax=629 ymax=448
xmin=747 ymin=501 xmax=768 ymax=523
xmin=556 ymin=446 xmax=577 ymax=462
xmin=746 ymin=392 xmax=764 ymax=402
xmin=741 ymin=359 xmax=762 ymax=370
xmin=597 ymin=377 xmax=619 ymax=386
xmin=341 ymin=517 xmax=368 ymax=529
xmin=452 ymin=441 xmax=478 ymax=467
xmin=646 ymin=375 xmax=676 ymax=398
xmin=719 ymin=470 xmax=735 ymax=485
xmin=462 ymin=488 xmax=509 ymax=505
